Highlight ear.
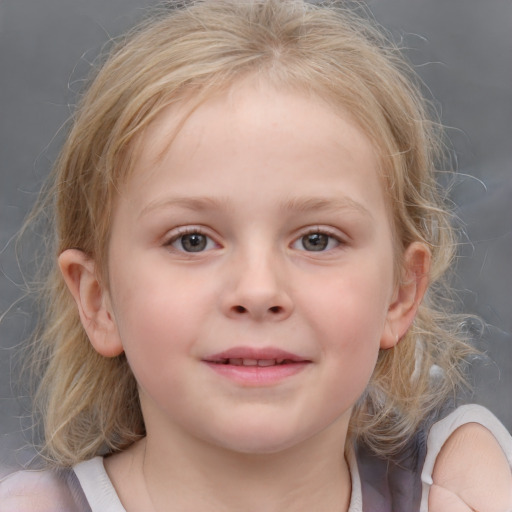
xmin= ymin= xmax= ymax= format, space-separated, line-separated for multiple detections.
xmin=380 ymin=242 xmax=431 ymax=349
xmin=58 ymin=249 xmax=124 ymax=357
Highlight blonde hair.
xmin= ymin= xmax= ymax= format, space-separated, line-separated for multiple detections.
xmin=25 ymin=0 xmax=474 ymax=467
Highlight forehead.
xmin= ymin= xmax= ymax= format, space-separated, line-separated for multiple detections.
xmin=134 ymin=80 xmax=382 ymax=174
xmin=121 ymin=80 xmax=388 ymax=220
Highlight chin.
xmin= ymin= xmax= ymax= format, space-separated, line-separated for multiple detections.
xmin=217 ymin=437 xmax=302 ymax=456
xmin=203 ymin=420 xmax=315 ymax=456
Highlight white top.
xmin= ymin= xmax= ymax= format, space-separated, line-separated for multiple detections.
xmin=2 ymin=404 xmax=511 ymax=511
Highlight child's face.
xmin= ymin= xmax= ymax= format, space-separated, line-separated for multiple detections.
xmin=92 ymin=82 xmax=411 ymax=453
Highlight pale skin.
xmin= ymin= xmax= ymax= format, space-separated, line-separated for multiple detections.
xmin=59 ymin=81 xmax=511 ymax=511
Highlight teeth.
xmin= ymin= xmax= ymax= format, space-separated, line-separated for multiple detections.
xmin=212 ymin=358 xmax=300 ymax=366
xmin=223 ymin=358 xmax=287 ymax=366
xmin=257 ymin=359 xmax=276 ymax=367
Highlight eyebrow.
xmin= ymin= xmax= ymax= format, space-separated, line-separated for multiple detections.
xmin=139 ymin=196 xmax=232 ymax=218
xmin=139 ymin=195 xmax=372 ymax=219
xmin=280 ymin=196 xmax=373 ymax=219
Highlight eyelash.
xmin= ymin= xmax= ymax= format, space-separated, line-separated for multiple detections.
xmin=164 ymin=227 xmax=219 ymax=253
xmin=291 ymin=228 xmax=344 ymax=252
xmin=163 ymin=226 xmax=345 ymax=254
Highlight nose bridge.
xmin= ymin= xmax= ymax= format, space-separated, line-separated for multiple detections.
xmin=224 ymin=239 xmax=293 ymax=320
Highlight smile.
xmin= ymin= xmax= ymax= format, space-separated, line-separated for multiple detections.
xmin=204 ymin=347 xmax=311 ymax=386
xmin=212 ymin=358 xmax=300 ymax=367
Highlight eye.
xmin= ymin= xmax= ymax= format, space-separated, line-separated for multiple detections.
xmin=168 ymin=231 xmax=218 ymax=253
xmin=292 ymin=231 xmax=341 ymax=252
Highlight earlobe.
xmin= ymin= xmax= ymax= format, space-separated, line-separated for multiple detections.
xmin=58 ymin=249 xmax=124 ymax=357
xmin=381 ymin=242 xmax=431 ymax=349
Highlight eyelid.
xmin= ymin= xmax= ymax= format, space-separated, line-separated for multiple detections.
xmin=298 ymin=226 xmax=346 ymax=241
xmin=291 ymin=226 xmax=347 ymax=251
xmin=163 ymin=226 xmax=221 ymax=251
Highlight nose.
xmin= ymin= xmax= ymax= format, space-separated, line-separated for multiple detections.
xmin=221 ymin=251 xmax=294 ymax=321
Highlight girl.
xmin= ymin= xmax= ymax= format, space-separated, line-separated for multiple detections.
xmin=1 ymin=1 xmax=511 ymax=510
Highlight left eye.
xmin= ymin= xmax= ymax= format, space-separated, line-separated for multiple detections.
xmin=170 ymin=232 xmax=217 ymax=253
xmin=293 ymin=232 xmax=340 ymax=252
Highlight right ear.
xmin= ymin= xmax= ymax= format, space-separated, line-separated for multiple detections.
xmin=58 ymin=249 xmax=124 ymax=357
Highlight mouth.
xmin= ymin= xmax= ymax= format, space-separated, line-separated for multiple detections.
xmin=204 ymin=347 xmax=310 ymax=365
xmin=203 ymin=347 xmax=311 ymax=385
xmin=209 ymin=358 xmax=304 ymax=367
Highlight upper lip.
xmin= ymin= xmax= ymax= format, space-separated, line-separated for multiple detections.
xmin=204 ymin=347 xmax=310 ymax=364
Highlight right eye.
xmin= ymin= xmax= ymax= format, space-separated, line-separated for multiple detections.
xmin=168 ymin=231 xmax=218 ymax=253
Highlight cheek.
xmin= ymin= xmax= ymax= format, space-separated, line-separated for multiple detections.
xmin=305 ymin=268 xmax=392 ymax=342
xmin=109 ymin=278 xmax=195 ymax=385
xmin=300 ymin=263 xmax=392 ymax=389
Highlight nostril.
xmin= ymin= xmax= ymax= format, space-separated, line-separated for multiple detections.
xmin=229 ymin=304 xmax=288 ymax=317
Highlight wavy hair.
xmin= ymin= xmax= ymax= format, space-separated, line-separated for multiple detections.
xmin=23 ymin=0 xmax=475 ymax=466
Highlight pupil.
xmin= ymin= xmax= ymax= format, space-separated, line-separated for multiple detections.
xmin=182 ymin=233 xmax=207 ymax=252
xmin=302 ymin=233 xmax=328 ymax=251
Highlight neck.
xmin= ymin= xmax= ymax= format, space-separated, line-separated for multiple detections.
xmin=135 ymin=420 xmax=351 ymax=512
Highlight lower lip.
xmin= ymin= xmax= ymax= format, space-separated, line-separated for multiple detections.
xmin=204 ymin=362 xmax=309 ymax=386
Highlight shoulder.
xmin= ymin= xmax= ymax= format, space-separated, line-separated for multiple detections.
xmin=423 ymin=404 xmax=512 ymax=512
xmin=0 ymin=467 xmax=90 ymax=512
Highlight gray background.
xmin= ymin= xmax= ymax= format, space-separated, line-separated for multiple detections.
xmin=1 ymin=0 xmax=511 ymax=472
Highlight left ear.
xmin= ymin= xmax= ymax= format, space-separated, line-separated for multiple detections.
xmin=381 ymin=242 xmax=431 ymax=349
